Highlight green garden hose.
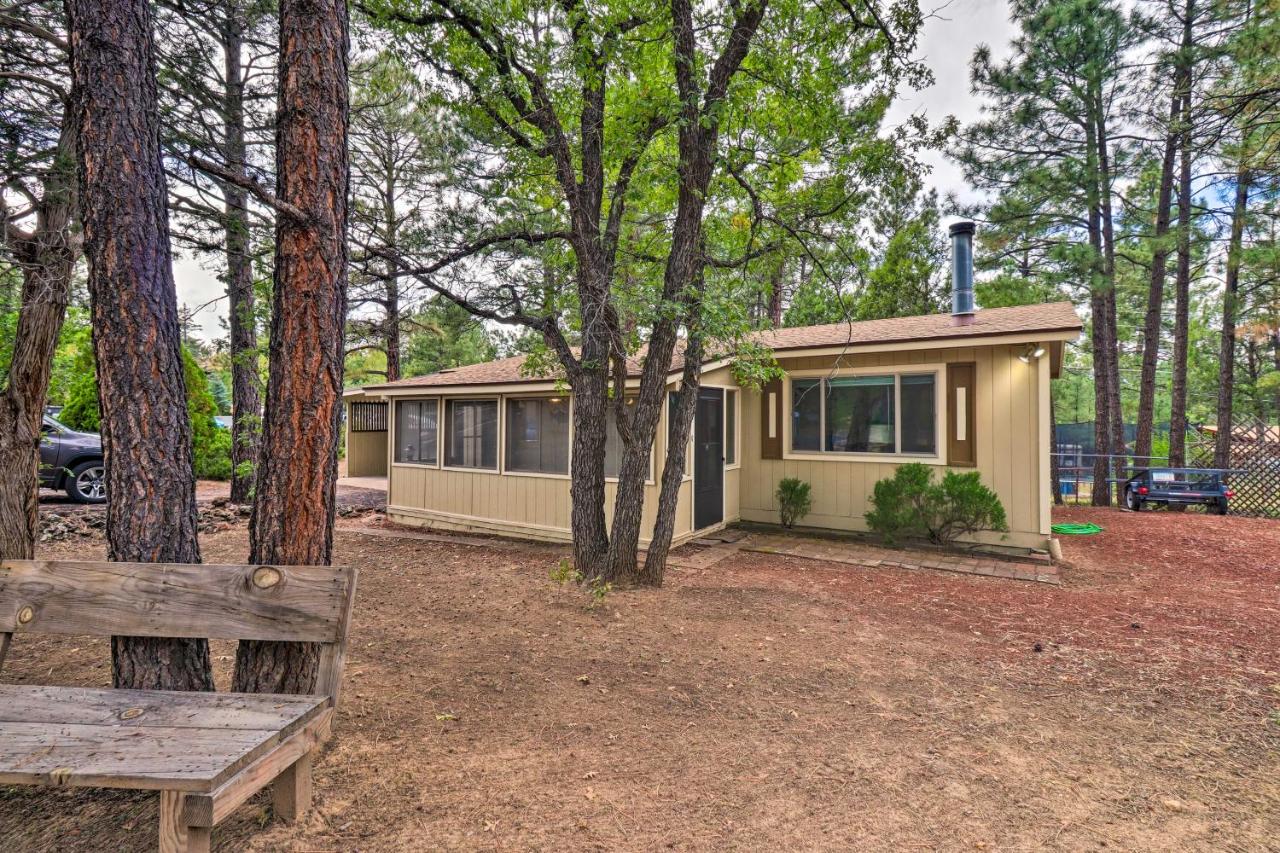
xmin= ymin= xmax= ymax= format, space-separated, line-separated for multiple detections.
xmin=1051 ymin=522 xmax=1103 ymax=535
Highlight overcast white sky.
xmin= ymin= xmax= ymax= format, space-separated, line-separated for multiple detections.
xmin=174 ymin=0 xmax=1018 ymax=342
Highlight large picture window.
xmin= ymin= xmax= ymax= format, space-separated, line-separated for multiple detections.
xmin=394 ymin=400 xmax=438 ymax=465
xmin=445 ymin=399 xmax=498 ymax=469
xmin=506 ymin=397 xmax=570 ymax=474
xmin=790 ymin=373 xmax=937 ymax=457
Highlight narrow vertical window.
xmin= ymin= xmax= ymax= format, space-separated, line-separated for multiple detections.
xmin=725 ymin=389 xmax=737 ymax=465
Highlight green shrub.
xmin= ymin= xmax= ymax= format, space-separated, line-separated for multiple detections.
xmin=866 ymin=462 xmax=1008 ymax=546
xmin=56 ymin=344 xmax=233 ymax=480
xmin=775 ymin=477 xmax=813 ymax=528
xmin=865 ymin=462 xmax=933 ymax=544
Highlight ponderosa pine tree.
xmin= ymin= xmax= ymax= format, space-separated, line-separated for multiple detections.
xmin=958 ymin=0 xmax=1139 ymax=505
xmin=67 ymin=0 xmax=212 ymax=689
xmin=234 ymin=0 xmax=349 ymax=694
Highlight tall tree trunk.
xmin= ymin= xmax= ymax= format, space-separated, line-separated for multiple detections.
xmin=235 ymin=0 xmax=349 ymax=694
xmin=0 ymin=115 xmax=78 ymax=563
xmin=640 ymin=324 xmax=702 ymax=585
xmin=1085 ymin=114 xmax=1113 ymax=506
xmin=1168 ymin=0 xmax=1195 ymax=469
xmin=223 ymin=8 xmax=262 ymax=504
xmin=68 ymin=0 xmax=212 ymax=690
xmin=1214 ymin=168 xmax=1250 ymax=469
xmin=382 ymin=175 xmax=401 ymax=381
xmin=1095 ymin=111 xmax=1125 ymax=486
xmin=1134 ymin=95 xmax=1182 ymax=462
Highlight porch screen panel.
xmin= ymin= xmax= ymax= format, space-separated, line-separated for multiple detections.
xmin=445 ymin=399 xmax=498 ymax=469
xmin=394 ymin=400 xmax=438 ymax=465
xmin=506 ymin=397 xmax=569 ymax=474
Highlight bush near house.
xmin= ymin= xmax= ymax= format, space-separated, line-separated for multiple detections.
xmin=776 ymin=477 xmax=813 ymax=528
xmin=60 ymin=346 xmax=233 ymax=480
xmin=866 ymin=462 xmax=1008 ymax=546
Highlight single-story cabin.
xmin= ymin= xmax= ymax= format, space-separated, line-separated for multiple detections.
xmin=344 ymin=297 xmax=1082 ymax=552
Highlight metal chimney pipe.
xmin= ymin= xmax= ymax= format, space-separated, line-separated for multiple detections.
xmin=950 ymin=220 xmax=976 ymax=326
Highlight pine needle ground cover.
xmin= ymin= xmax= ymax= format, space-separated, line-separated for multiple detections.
xmin=3 ymin=506 xmax=1277 ymax=851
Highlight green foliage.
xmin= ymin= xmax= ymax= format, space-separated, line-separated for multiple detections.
xmin=402 ymin=300 xmax=499 ymax=377
xmin=55 ymin=341 xmax=233 ymax=480
xmin=728 ymin=340 xmax=784 ymax=392
xmin=182 ymin=349 xmax=232 ymax=479
xmin=866 ymin=463 xmax=1009 ymax=546
xmin=549 ymin=557 xmax=583 ymax=586
xmin=775 ymin=477 xmax=813 ymax=528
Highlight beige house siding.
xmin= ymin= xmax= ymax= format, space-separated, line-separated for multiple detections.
xmin=346 ymin=428 xmax=388 ymax=477
xmin=385 ymin=386 xmax=705 ymax=546
xmin=738 ymin=344 xmax=1050 ymax=548
xmin=378 ymin=340 xmax=1053 ymax=550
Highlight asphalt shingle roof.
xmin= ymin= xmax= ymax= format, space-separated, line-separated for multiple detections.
xmin=365 ymin=302 xmax=1081 ymax=391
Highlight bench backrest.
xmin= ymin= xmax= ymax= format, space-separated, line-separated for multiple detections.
xmin=0 ymin=560 xmax=357 ymax=705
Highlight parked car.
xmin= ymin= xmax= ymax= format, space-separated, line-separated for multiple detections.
xmin=1122 ymin=467 xmax=1234 ymax=515
xmin=39 ymin=415 xmax=106 ymax=503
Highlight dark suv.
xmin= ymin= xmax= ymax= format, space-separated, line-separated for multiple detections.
xmin=39 ymin=415 xmax=106 ymax=503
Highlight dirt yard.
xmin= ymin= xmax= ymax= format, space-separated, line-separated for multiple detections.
xmin=2 ymin=508 xmax=1278 ymax=851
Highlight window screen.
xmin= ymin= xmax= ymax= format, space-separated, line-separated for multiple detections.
xmin=791 ymin=379 xmax=821 ymax=451
xmin=505 ymin=397 xmax=570 ymax=474
xmin=899 ymin=374 xmax=937 ymax=454
xmin=445 ymin=399 xmax=498 ymax=469
xmin=394 ymin=400 xmax=438 ymax=465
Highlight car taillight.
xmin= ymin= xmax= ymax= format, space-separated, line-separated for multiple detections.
xmin=1225 ymin=490 xmax=1235 ymax=498
xmin=1138 ymin=486 xmax=1149 ymax=495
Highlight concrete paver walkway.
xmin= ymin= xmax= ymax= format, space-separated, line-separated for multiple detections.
xmin=732 ymin=531 xmax=1057 ymax=584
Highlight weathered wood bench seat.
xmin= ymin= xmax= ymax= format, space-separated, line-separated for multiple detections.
xmin=0 ymin=559 xmax=356 ymax=852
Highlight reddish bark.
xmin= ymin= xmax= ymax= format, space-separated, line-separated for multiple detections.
xmin=235 ymin=0 xmax=349 ymax=694
xmin=67 ymin=0 xmax=212 ymax=689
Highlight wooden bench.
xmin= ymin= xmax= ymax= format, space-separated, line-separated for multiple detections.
xmin=0 ymin=559 xmax=356 ymax=852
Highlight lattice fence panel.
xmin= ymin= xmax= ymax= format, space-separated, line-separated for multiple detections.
xmin=349 ymin=401 xmax=388 ymax=432
xmin=1189 ymin=418 xmax=1280 ymax=518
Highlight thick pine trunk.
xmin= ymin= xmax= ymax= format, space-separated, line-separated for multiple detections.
xmin=640 ymin=330 xmax=702 ymax=585
xmin=223 ymin=13 xmax=262 ymax=504
xmin=1214 ymin=169 xmax=1250 ymax=469
xmin=0 ymin=117 xmax=78 ymax=563
xmin=235 ymin=0 xmax=349 ymax=695
xmin=68 ymin=0 xmax=212 ymax=690
xmin=1134 ymin=95 xmax=1181 ymax=462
